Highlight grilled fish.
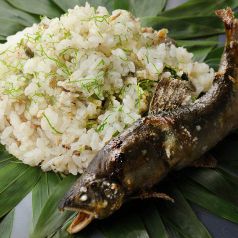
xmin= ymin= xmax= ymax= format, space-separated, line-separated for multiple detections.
xmin=59 ymin=8 xmax=238 ymax=234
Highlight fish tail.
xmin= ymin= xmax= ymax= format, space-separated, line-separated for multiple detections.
xmin=216 ymin=8 xmax=238 ymax=78
xmin=216 ymin=8 xmax=237 ymax=43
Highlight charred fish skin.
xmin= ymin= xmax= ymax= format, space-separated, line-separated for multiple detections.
xmin=59 ymin=8 xmax=238 ymax=233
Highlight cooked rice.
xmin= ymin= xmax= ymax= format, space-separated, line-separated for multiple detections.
xmin=0 ymin=4 xmax=214 ymax=174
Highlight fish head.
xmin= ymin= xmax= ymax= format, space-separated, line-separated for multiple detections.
xmin=59 ymin=174 xmax=125 ymax=233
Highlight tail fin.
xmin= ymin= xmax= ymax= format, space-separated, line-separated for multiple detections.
xmin=216 ymin=8 xmax=238 ymax=76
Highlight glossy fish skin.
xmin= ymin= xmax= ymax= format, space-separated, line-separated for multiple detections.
xmin=59 ymin=8 xmax=238 ymax=233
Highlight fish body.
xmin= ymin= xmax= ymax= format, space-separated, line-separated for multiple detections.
xmin=59 ymin=8 xmax=238 ymax=234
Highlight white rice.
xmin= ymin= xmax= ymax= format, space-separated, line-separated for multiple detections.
xmin=0 ymin=4 xmax=214 ymax=174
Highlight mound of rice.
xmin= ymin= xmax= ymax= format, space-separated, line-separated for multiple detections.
xmin=0 ymin=4 xmax=214 ymax=174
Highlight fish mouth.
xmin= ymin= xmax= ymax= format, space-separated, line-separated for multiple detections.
xmin=62 ymin=207 xmax=96 ymax=234
xmin=67 ymin=210 xmax=95 ymax=234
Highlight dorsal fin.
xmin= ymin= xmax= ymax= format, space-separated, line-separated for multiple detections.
xmin=149 ymin=78 xmax=195 ymax=115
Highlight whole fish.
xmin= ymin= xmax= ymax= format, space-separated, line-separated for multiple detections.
xmin=59 ymin=8 xmax=238 ymax=234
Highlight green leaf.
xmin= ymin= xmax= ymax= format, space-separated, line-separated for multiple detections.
xmin=159 ymin=188 xmax=212 ymax=238
xmin=188 ymin=169 xmax=238 ymax=206
xmin=179 ymin=179 xmax=238 ymax=224
xmin=189 ymin=46 xmax=215 ymax=62
xmin=50 ymin=214 xmax=75 ymax=238
xmin=129 ymin=0 xmax=167 ymax=17
xmin=140 ymin=202 xmax=168 ymax=238
xmin=0 ymin=0 xmax=38 ymax=26
xmin=0 ymin=210 xmax=15 ymax=238
xmin=51 ymin=229 xmax=72 ymax=238
xmin=51 ymin=0 xmax=81 ymax=11
xmin=177 ymin=37 xmax=219 ymax=62
xmin=161 ymin=0 xmax=237 ymax=18
xmin=0 ymin=18 xmax=25 ymax=37
xmin=99 ymin=202 xmax=150 ymax=238
xmin=52 ymin=0 xmax=114 ymax=12
xmin=141 ymin=16 xmax=223 ymax=40
xmin=0 ymin=165 xmax=40 ymax=218
xmin=52 ymin=0 xmax=166 ymax=16
xmin=176 ymin=39 xmax=219 ymax=47
xmin=32 ymin=172 xmax=61 ymax=228
xmin=163 ymin=221 xmax=182 ymax=238
xmin=205 ymin=46 xmax=224 ymax=70
xmin=0 ymin=151 xmax=41 ymax=217
xmin=206 ymin=46 xmax=224 ymax=59
xmin=31 ymin=175 xmax=76 ymax=238
xmin=114 ymin=0 xmax=130 ymax=11
xmin=218 ymin=168 xmax=238 ymax=186
xmin=0 ymin=161 xmax=29 ymax=193
xmin=6 ymin=0 xmax=63 ymax=18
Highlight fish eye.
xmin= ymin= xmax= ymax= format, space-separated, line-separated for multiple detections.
xmin=79 ymin=194 xmax=88 ymax=202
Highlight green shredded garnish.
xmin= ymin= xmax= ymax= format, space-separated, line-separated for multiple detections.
xmin=112 ymin=130 xmax=120 ymax=137
xmin=191 ymin=95 xmax=197 ymax=102
xmin=152 ymin=63 xmax=162 ymax=74
xmin=3 ymin=87 xmax=22 ymax=97
xmin=78 ymin=146 xmax=85 ymax=153
xmin=0 ymin=59 xmax=22 ymax=72
xmin=96 ymin=59 xmax=105 ymax=68
xmin=31 ymin=93 xmax=55 ymax=105
xmin=42 ymin=113 xmax=63 ymax=135
xmin=70 ymin=71 xmax=105 ymax=99
xmin=119 ymin=84 xmax=131 ymax=98
xmin=145 ymin=55 xmax=149 ymax=64
xmin=119 ymin=56 xmax=128 ymax=62
xmin=139 ymin=79 xmax=157 ymax=92
xmin=63 ymin=29 xmax=72 ymax=39
xmin=117 ymin=105 xmax=123 ymax=112
xmin=40 ymin=45 xmax=72 ymax=76
xmin=97 ymin=31 xmax=104 ymax=39
xmin=135 ymin=84 xmax=143 ymax=109
xmin=122 ymin=48 xmax=133 ymax=53
xmin=96 ymin=114 xmax=111 ymax=132
xmin=59 ymin=47 xmax=78 ymax=57
xmin=82 ymin=15 xmax=110 ymax=24
xmin=86 ymin=120 xmax=97 ymax=129
xmin=115 ymin=35 xmax=122 ymax=45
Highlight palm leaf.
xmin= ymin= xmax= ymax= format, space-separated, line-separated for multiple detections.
xmin=0 ymin=0 xmax=238 ymax=238
xmin=0 ymin=18 xmax=25 ymax=37
xmin=52 ymin=0 xmax=114 ymax=12
xmin=31 ymin=175 xmax=76 ymax=238
xmin=128 ymin=0 xmax=167 ymax=17
xmin=0 ymin=2 xmax=38 ymax=27
xmin=160 ymin=0 xmax=238 ymax=17
xmin=141 ymin=16 xmax=224 ymax=39
xmin=140 ymin=203 xmax=168 ymax=238
xmin=204 ymin=47 xmax=224 ymax=70
xmin=159 ymin=188 xmax=212 ymax=238
xmin=6 ymin=0 xmax=63 ymax=18
xmin=0 ymin=210 xmax=15 ymax=238
xmin=32 ymin=172 xmax=62 ymax=228
xmin=187 ymin=169 xmax=238 ymax=206
xmin=179 ymin=179 xmax=238 ymax=223
xmin=0 ymin=149 xmax=41 ymax=218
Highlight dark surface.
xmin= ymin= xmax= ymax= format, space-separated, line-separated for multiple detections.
xmin=193 ymin=205 xmax=238 ymax=238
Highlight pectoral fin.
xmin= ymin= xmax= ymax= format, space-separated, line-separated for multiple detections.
xmin=129 ymin=191 xmax=174 ymax=203
xmin=191 ymin=154 xmax=217 ymax=168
